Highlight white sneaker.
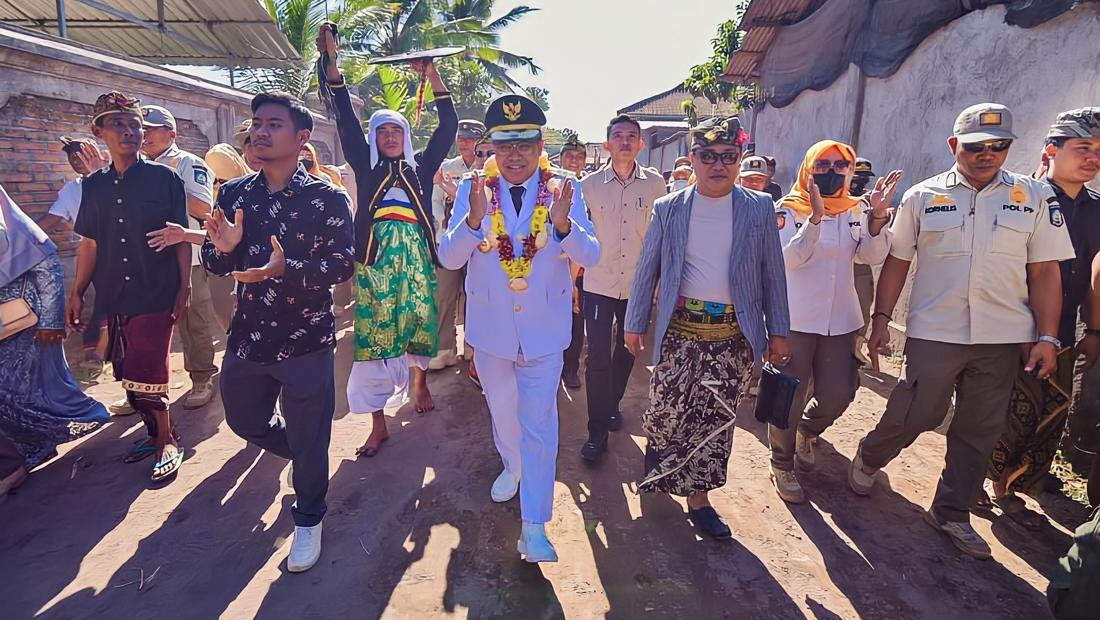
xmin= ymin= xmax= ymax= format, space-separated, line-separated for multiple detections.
xmin=287 ymin=522 xmax=323 ymax=572
xmin=517 ymin=521 xmax=558 ymax=563
xmin=794 ymin=429 xmax=816 ymax=471
xmin=770 ymin=464 xmax=805 ymax=504
xmin=109 ymin=397 xmax=135 ymax=416
xmin=428 ymin=349 xmax=457 ymax=371
xmin=848 ymin=449 xmax=878 ymax=496
xmin=491 ymin=469 xmax=519 ymax=503
xmin=183 ymin=380 xmax=214 ymax=410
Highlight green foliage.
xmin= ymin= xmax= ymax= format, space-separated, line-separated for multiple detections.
xmin=682 ymin=1 xmax=758 ymax=110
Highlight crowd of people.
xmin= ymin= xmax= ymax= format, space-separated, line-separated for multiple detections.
xmin=0 ymin=26 xmax=1097 ymax=613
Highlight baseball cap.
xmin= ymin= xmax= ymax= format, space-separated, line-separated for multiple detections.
xmin=1047 ymin=107 xmax=1100 ymax=140
xmin=953 ymin=103 xmax=1016 ymax=144
xmin=457 ymin=119 xmax=486 ymax=139
xmin=739 ymin=155 xmax=768 ymax=177
xmin=854 ymin=157 xmax=875 ymax=176
xmin=141 ymin=105 xmax=177 ymax=130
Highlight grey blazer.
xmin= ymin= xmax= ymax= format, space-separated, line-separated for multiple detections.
xmin=625 ymin=185 xmax=790 ymax=364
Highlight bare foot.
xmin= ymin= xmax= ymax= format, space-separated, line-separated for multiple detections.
xmin=356 ymin=412 xmax=389 ymax=458
xmin=411 ymin=367 xmax=435 ymax=413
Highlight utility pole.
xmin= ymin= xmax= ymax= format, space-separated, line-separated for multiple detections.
xmin=56 ymin=0 xmax=69 ymax=38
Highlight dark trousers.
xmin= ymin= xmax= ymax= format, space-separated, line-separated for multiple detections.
xmin=0 ymin=432 xmax=23 ymax=477
xmin=584 ymin=292 xmax=634 ymax=439
xmin=563 ymin=275 xmax=584 ymax=376
xmin=221 ymin=347 xmax=335 ymax=527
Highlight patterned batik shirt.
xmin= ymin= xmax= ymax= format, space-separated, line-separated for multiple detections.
xmin=202 ymin=165 xmax=354 ymax=363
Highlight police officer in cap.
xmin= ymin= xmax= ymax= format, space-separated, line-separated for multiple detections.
xmin=438 ymin=94 xmax=600 ymax=563
xmin=851 ymin=157 xmax=875 ymax=196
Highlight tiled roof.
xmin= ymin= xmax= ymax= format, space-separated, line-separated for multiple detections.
xmin=618 ymin=85 xmax=737 ymax=122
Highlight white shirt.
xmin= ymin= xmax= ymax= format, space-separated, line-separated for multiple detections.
xmin=154 ymin=144 xmax=214 ymax=266
xmin=777 ymin=206 xmax=891 ymax=335
xmin=433 ymin=155 xmax=473 ymax=237
xmin=890 ymin=166 xmax=1075 ymax=344
xmin=47 ymin=177 xmax=83 ymax=223
xmin=679 ymin=191 xmax=734 ymax=304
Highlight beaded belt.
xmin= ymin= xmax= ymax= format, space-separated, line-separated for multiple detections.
xmin=670 ymin=296 xmax=740 ymax=341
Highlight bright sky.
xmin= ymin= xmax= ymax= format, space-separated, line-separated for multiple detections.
xmin=493 ymin=0 xmax=736 ymax=140
xmin=184 ymin=1 xmax=735 ymax=141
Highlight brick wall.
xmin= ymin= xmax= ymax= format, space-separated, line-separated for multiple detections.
xmin=0 ymin=94 xmax=211 ymax=256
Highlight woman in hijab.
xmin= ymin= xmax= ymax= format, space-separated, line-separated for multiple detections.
xmin=0 ymin=183 xmax=109 ymax=499
xmin=319 ymin=32 xmax=457 ymax=458
xmin=299 ymin=142 xmax=345 ymax=189
xmin=768 ymin=140 xmax=901 ymax=504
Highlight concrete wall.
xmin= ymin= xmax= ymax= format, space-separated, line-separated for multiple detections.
xmin=750 ymin=4 xmax=1100 ymax=195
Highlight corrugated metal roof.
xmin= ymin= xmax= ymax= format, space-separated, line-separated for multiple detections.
xmin=0 ymin=0 xmax=299 ymax=67
xmin=724 ymin=0 xmax=822 ymax=84
xmin=618 ymin=85 xmax=737 ymax=121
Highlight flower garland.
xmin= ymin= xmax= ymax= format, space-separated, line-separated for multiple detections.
xmin=477 ymin=153 xmax=557 ymax=291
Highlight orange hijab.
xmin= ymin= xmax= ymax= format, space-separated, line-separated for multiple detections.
xmin=302 ymin=143 xmax=345 ymax=189
xmin=779 ymin=140 xmax=862 ymax=218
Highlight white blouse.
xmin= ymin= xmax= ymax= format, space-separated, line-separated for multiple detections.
xmin=776 ymin=206 xmax=891 ymax=335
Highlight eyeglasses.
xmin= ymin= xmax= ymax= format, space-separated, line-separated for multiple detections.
xmin=812 ymin=159 xmax=853 ymax=173
xmin=694 ymin=149 xmax=741 ymax=165
xmin=475 ymin=149 xmax=495 ymax=158
xmin=493 ymin=142 xmax=538 ymax=156
xmin=961 ymin=139 xmax=1013 ymax=154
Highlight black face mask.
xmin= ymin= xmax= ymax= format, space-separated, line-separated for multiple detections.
xmin=300 ymin=159 xmax=315 ymax=170
xmin=812 ymin=171 xmax=846 ymax=197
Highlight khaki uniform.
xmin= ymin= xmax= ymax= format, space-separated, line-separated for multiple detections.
xmin=155 ymin=144 xmax=218 ymax=385
xmin=861 ymin=166 xmax=1075 ymax=523
xmin=432 ymin=155 xmax=473 ymax=353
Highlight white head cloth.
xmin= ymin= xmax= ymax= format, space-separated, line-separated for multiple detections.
xmin=367 ymin=109 xmax=416 ymax=171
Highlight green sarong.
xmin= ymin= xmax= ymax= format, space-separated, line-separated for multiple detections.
xmin=354 ymin=220 xmax=438 ymax=361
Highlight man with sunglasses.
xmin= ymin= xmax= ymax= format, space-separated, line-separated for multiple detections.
xmin=625 ymin=117 xmax=789 ymax=539
xmin=855 ymin=103 xmax=1075 ymax=559
xmin=439 ymin=94 xmax=599 ymax=562
xmin=430 ymin=119 xmax=486 ymax=371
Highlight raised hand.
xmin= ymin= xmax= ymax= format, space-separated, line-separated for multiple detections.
xmin=207 ymin=208 xmax=244 ymax=254
xmin=808 ymin=179 xmax=824 ymax=224
xmin=315 ymin=23 xmax=341 ymax=83
xmin=466 ymin=172 xmax=488 ymax=229
xmin=76 ymin=142 xmax=109 ymax=173
xmin=868 ymin=170 xmax=904 ymax=217
xmin=233 ymin=235 xmax=286 ymax=283
xmin=550 ymin=178 xmax=574 ymax=235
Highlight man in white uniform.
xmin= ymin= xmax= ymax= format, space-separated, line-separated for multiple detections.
xmin=438 ymin=95 xmax=600 ymax=563
xmin=141 ymin=105 xmax=219 ymax=409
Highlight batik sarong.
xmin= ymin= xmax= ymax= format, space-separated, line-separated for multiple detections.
xmin=107 ymin=311 xmax=174 ymax=434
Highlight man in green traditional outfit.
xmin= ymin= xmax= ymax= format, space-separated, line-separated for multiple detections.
xmin=317 ymin=27 xmax=458 ymax=458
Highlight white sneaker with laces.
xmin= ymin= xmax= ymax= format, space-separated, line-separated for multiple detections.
xmin=795 ymin=429 xmax=817 ymax=471
xmin=183 ymin=380 xmax=214 ymax=410
xmin=491 ymin=469 xmax=519 ymax=503
xmin=517 ymin=521 xmax=558 ymax=563
xmin=287 ymin=521 xmax=323 ymax=572
xmin=109 ymin=397 xmax=135 ymax=416
xmin=770 ymin=464 xmax=805 ymax=504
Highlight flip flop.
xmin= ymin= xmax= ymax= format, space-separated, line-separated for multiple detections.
xmin=355 ymin=436 xmax=389 ymax=459
xmin=151 ymin=446 xmax=183 ymax=483
xmin=993 ymin=495 xmax=1046 ymax=532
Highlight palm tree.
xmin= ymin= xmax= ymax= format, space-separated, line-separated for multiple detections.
xmin=232 ymin=0 xmax=328 ymax=98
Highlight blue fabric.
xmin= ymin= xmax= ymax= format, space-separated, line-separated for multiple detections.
xmin=0 ymin=184 xmax=54 ymax=289
xmin=625 ymin=185 xmax=790 ymax=364
xmin=0 ymin=253 xmax=108 ymax=468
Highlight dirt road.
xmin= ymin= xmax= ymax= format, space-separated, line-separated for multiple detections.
xmin=0 ymin=319 xmax=1087 ymax=619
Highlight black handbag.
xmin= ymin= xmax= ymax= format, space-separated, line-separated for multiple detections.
xmin=754 ymin=363 xmax=800 ymax=429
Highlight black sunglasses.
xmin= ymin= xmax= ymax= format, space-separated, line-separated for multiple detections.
xmin=475 ymin=149 xmax=495 ymax=158
xmin=694 ymin=149 xmax=741 ymax=165
xmin=961 ymin=139 xmax=1012 ymax=154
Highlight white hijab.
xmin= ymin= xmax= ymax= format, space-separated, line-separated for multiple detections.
xmin=367 ymin=109 xmax=416 ymax=171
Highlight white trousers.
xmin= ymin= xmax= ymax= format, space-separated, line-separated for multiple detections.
xmin=474 ymin=349 xmax=562 ymax=524
xmin=347 ymin=355 xmax=429 ymax=413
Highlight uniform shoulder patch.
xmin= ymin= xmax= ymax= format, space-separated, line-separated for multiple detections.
xmin=194 ymin=168 xmax=209 ymax=186
xmin=1050 ymin=205 xmax=1065 ymax=227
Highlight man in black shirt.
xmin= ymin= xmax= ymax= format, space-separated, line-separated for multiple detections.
xmin=203 ymin=91 xmax=353 ymax=573
xmin=68 ymin=91 xmax=190 ymax=484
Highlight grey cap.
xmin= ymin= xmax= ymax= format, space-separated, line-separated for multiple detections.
xmin=953 ymin=103 xmax=1016 ymax=144
xmin=1047 ymin=107 xmax=1100 ymax=140
xmin=739 ymin=155 xmax=768 ymax=177
xmin=457 ymin=119 xmax=486 ymax=139
xmin=141 ymin=105 xmax=177 ymax=130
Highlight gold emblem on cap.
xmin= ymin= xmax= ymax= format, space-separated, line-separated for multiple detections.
xmin=979 ymin=112 xmax=1002 ymax=126
xmin=503 ymin=101 xmax=522 ymax=122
